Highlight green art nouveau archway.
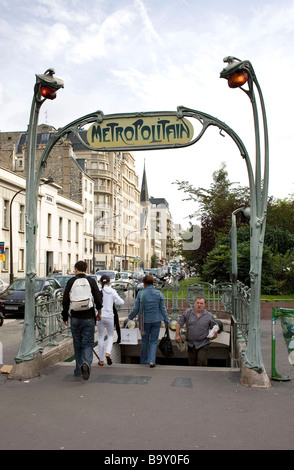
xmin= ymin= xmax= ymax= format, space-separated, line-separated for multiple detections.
xmin=16 ymin=57 xmax=270 ymax=387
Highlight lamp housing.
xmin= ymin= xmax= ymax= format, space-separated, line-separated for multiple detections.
xmin=35 ymin=68 xmax=64 ymax=101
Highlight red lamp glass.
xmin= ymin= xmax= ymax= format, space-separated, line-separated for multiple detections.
xmin=40 ymin=85 xmax=57 ymax=100
xmin=228 ymin=71 xmax=249 ymax=88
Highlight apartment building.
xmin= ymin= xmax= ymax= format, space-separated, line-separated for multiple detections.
xmin=0 ymin=125 xmax=176 ymax=274
xmin=0 ymin=167 xmax=85 ymax=282
xmin=0 ymin=126 xmax=144 ymax=272
xmin=149 ymin=197 xmax=173 ymax=263
xmin=66 ymin=131 xmax=142 ymax=271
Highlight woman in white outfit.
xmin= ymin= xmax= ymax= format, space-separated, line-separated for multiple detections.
xmin=97 ymin=275 xmax=124 ymax=365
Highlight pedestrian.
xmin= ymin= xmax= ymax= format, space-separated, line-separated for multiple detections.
xmin=178 ymin=268 xmax=185 ymax=281
xmin=128 ymin=274 xmax=170 ymax=368
xmin=62 ymin=260 xmax=102 ymax=380
xmin=97 ymin=275 xmax=124 ymax=366
xmin=175 ymin=296 xmax=217 ymax=366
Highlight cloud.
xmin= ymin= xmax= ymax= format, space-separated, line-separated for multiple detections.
xmin=1 ymin=0 xmax=294 ymax=226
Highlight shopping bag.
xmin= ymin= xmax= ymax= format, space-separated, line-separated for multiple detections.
xmin=120 ymin=328 xmax=139 ymax=345
xmin=158 ymin=327 xmax=174 ymax=357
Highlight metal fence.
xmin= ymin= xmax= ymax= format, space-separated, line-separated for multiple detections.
xmin=33 ymin=278 xmax=251 ymax=356
xmin=35 ymin=289 xmax=71 ymax=346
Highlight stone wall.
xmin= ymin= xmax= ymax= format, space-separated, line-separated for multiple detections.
xmin=0 ymin=131 xmax=21 ymax=169
xmin=260 ymin=302 xmax=294 ymax=319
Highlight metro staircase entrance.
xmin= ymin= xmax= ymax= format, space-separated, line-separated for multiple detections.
xmin=105 ymin=277 xmax=246 ymax=369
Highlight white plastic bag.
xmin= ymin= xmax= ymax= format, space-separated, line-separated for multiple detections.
xmin=207 ymin=324 xmax=219 ymax=339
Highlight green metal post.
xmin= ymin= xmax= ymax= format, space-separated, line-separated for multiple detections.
xmin=15 ymin=70 xmax=64 ymax=363
xmin=15 ymin=92 xmax=43 ymax=362
xmin=221 ymin=57 xmax=269 ymax=374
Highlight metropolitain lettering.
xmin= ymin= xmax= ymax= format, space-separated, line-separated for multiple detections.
xmin=89 ymin=117 xmax=192 ymax=147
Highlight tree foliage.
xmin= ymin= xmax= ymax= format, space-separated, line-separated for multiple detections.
xmin=175 ymin=163 xmax=250 ymax=270
xmin=175 ymin=164 xmax=294 ymax=294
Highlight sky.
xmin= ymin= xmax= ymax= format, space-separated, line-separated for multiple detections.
xmin=1 ymin=0 xmax=294 ymax=228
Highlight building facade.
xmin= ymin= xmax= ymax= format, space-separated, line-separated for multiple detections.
xmin=149 ymin=197 xmax=174 ymax=263
xmin=0 ymin=125 xmax=178 ymax=278
xmin=0 ymin=167 xmax=85 ymax=282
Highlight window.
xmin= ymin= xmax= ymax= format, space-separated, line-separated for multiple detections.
xmin=19 ymin=249 xmax=24 ymax=271
xmin=19 ymin=204 xmax=25 ymax=231
xmin=47 ymin=214 xmax=52 ymax=237
xmin=75 ymin=222 xmax=79 ymax=243
xmin=59 ymin=217 xmax=63 ymax=239
xmin=98 ymin=194 xmax=110 ymax=205
xmin=3 ymin=199 xmax=9 ymax=228
xmin=40 ymin=133 xmax=49 ymax=145
xmin=67 ymin=220 xmax=71 ymax=241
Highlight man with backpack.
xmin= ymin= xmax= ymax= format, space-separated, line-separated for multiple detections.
xmin=62 ymin=260 xmax=102 ymax=380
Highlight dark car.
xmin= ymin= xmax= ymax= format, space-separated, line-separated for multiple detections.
xmin=49 ymin=273 xmax=74 ymax=292
xmin=0 ymin=277 xmax=62 ymax=317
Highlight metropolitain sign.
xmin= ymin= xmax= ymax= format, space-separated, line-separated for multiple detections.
xmin=86 ymin=113 xmax=194 ymax=150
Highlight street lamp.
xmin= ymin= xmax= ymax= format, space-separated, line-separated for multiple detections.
xmin=221 ymin=56 xmax=269 ymax=374
xmin=92 ymin=213 xmax=121 ymax=273
xmin=15 ymin=70 xmax=63 ymax=365
xmin=125 ymin=229 xmax=146 ymax=271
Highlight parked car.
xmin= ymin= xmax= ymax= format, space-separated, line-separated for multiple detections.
xmin=0 ymin=277 xmax=62 ymax=317
xmin=88 ymin=274 xmax=100 ymax=285
xmin=0 ymin=279 xmax=9 ymax=293
xmin=95 ymin=270 xmax=121 ymax=284
xmin=119 ymin=271 xmax=133 ymax=281
xmin=144 ymin=268 xmax=160 ymax=278
xmin=115 ymin=271 xmax=138 ymax=292
xmin=50 ymin=273 xmax=74 ymax=292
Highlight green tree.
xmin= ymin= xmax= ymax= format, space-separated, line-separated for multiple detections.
xmin=267 ymin=197 xmax=294 ymax=235
xmin=175 ymin=163 xmax=250 ymax=270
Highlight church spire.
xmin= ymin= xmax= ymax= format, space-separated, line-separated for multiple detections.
xmin=140 ymin=159 xmax=149 ymax=203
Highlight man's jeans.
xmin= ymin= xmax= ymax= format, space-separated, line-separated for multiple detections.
xmin=70 ymin=317 xmax=95 ymax=375
xmin=140 ymin=321 xmax=161 ymax=365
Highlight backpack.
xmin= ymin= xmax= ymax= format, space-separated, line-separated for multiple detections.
xmin=70 ymin=277 xmax=93 ymax=311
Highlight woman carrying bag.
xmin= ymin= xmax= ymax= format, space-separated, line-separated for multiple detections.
xmin=128 ymin=275 xmax=170 ymax=367
xmin=97 ymin=275 xmax=124 ymax=365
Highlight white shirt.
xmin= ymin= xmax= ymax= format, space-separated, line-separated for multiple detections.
xmin=100 ymin=285 xmax=124 ymax=318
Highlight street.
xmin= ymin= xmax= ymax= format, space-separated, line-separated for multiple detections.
xmin=1 ymin=319 xmax=294 ymax=451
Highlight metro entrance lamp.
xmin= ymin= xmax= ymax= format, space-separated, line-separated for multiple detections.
xmin=15 ymin=70 xmax=64 ymax=363
xmin=221 ymin=56 xmax=269 ymax=374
